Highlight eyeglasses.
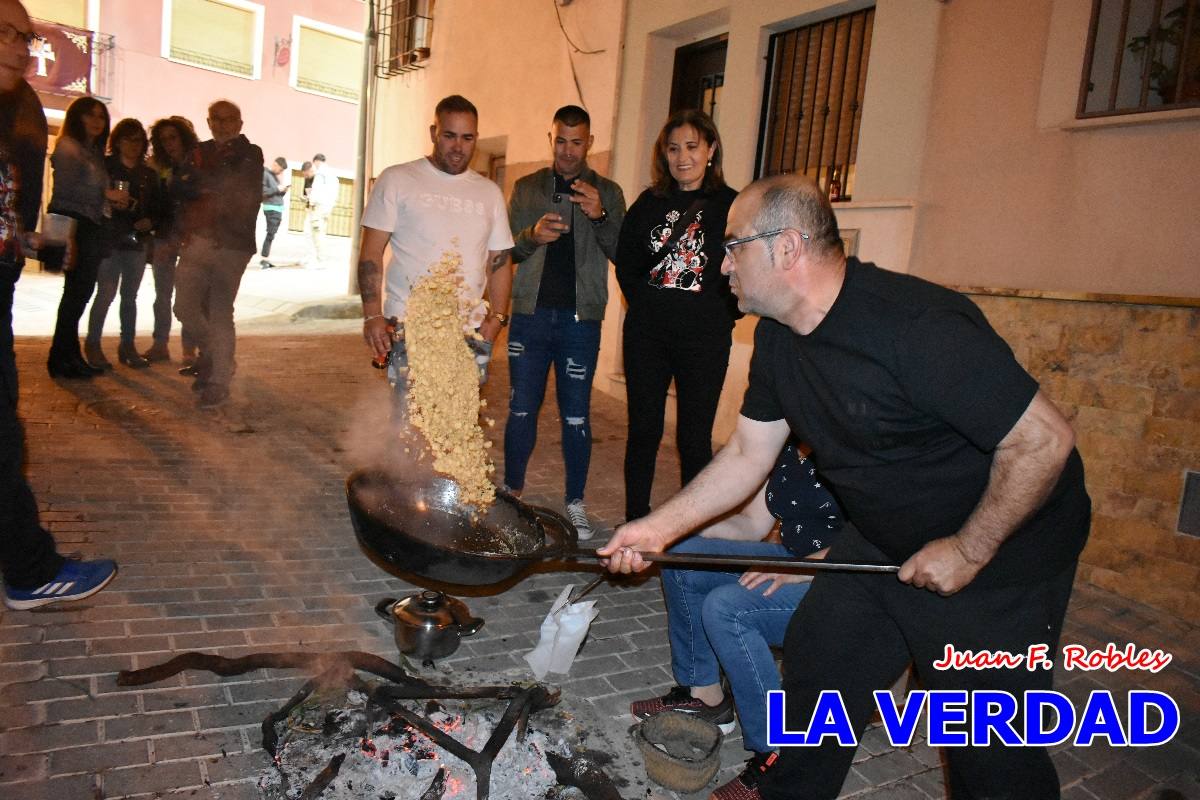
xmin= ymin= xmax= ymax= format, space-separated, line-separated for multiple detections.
xmin=722 ymin=228 xmax=809 ymax=259
xmin=0 ymin=22 xmax=44 ymax=48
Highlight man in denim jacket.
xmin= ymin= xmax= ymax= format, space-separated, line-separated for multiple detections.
xmin=502 ymin=105 xmax=626 ymax=539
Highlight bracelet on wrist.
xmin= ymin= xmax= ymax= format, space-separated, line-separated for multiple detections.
xmin=364 ymin=314 xmax=384 ymax=324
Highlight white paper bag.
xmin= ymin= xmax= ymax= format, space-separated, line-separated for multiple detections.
xmin=524 ymin=584 xmax=600 ymax=679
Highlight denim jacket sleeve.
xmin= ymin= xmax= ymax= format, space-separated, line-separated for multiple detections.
xmin=49 ymin=137 xmax=106 ymax=221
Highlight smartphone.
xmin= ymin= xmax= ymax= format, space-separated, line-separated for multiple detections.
xmin=550 ymin=192 xmax=573 ymax=231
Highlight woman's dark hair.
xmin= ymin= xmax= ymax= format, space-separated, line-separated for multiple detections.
xmin=650 ymin=109 xmax=726 ymax=196
xmin=148 ymin=116 xmax=199 ymax=169
xmin=59 ymin=96 xmax=110 ymax=154
xmin=107 ymin=118 xmax=148 ymax=161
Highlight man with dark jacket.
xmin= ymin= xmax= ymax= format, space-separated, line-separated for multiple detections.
xmin=0 ymin=0 xmax=117 ymax=609
xmin=260 ymin=156 xmax=289 ymax=269
xmin=502 ymin=105 xmax=626 ymax=539
xmin=174 ymin=99 xmax=264 ymax=409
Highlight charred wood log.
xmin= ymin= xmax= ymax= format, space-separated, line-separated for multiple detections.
xmin=546 ymin=751 xmax=625 ymax=800
xmin=298 ymin=753 xmax=345 ymax=800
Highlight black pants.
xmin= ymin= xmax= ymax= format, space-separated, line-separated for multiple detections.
xmin=1 ymin=260 xmax=64 ymax=589
xmin=49 ymin=217 xmax=103 ymax=362
xmin=760 ymin=525 xmax=1077 ymax=800
xmin=622 ymin=316 xmax=731 ymax=520
xmin=261 ymin=209 xmax=282 ymax=258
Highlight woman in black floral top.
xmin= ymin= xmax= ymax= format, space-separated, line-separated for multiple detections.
xmin=615 ymin=109 xmax=739 ymax=522
xmin=628 ymin=442 xmax=845 ymax=800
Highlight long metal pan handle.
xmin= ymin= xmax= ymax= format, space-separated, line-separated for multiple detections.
xmin=560 ymin=547 xmax=899 ymax=574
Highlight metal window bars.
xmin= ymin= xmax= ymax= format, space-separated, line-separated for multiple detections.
xmin=376 ymin=0 xmax=434 ymax=77
xmin=754 ymin=7 xmax=874 ymax=201
xmin=1078 ymin=0 xmax=1199 ymax=118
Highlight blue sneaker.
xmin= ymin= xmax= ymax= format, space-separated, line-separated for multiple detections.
xmin=4 ymin=559 xmax=118 ymax=610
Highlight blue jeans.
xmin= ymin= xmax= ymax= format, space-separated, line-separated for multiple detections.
xmin=662 ymin=535 xmax=812 ymax=754
xmin=386 ymin=325 xmax=494 ymax=422
xmin=503 ymin=308 xmax=601 ymax=503
xmin=87 ymin=245 xmax=148 ymax=347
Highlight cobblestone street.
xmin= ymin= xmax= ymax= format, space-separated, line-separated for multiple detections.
xmin=1 ymin=318 xmax=1197 ymax=800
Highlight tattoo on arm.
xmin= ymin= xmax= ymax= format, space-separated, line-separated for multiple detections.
xmin=358 ymin=259 xmax=382 ymax=305
xmin=489 ymin=250 xmax=510 ymax=274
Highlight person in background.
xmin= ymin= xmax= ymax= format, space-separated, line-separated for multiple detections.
xmin=301 ymin=159 xmax=313 ymax=201
xmin=84 ymin=118 xmax=161 ymax=370
xmin=143 ymin=115 xmax=200 ymax=365
xmin=304 ymin=153 xmax=337 ymax=267
xmin=172 ymin=99 xmax=263 ymax=410
xmin=502 ymin=104 xmax=626 ymax=540
xmin=260 ymin=156 xmax=289 ymax=269
xmin=628 ymin=442 xmax=843 ymax=800
xmin=1 ymin=0 xmax=117 ymax=609
xmin=615 ymin=109 xmax=739 ymax=522
xmin=358 ymin=95 xmax=513 ymax=397
xmin=45 ymin=95 xmax=130 ymax=378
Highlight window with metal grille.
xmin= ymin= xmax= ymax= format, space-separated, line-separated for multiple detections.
xmin=755 ymin=7 xmax=874 ymax=201
xmin=1079 ymin=0 xmax=1200 ymax=117
xmin=376 ymin=0 xmax=434 ymax=77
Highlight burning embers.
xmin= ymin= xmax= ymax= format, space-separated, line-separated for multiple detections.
xmin=260 ymin=692 xmax=558 ymax=800
xmin=116 ymin=650 xmax=622 ymax=800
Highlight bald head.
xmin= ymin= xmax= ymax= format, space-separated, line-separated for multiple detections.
xmin=746 ymin=173 xmax=844 ymax=261
xmin=206 ymin=100 xmax=243 ymax=144
xmin=0 ymin=0 xmax=33 ymax=94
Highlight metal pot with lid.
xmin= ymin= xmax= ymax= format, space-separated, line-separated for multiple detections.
xmin=376 ymin=590 xmax=484 ymax=666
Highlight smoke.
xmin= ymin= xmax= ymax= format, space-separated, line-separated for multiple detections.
xmin=341 ymin=381 xmax=434 ymax=479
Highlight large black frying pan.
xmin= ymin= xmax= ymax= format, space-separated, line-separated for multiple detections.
xmin=346 ymin=469 xmax=897 ymax=588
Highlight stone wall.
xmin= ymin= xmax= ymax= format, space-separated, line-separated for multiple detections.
xmin=970 ymin=294 xmax=1200 ymax=621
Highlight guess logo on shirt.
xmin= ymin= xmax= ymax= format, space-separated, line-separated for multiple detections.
xmin=417 ymin=193 xmax=487 ymax=216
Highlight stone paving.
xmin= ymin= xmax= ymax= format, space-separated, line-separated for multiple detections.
xmin=1 ymin=319 xmax=1198 ymax=800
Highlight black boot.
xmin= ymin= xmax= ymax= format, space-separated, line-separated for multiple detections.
xmin=47 ymin=355 xmax=93 ymax=379
xmin=118 ymin=343 xmax=150 ymax=369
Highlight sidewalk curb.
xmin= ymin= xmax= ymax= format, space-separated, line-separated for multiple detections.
xmin=289 ymin=297 xmax=361 ymax=321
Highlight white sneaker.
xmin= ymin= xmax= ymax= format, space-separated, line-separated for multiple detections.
xmin=566 ymin=500 xmax=593 ymax=541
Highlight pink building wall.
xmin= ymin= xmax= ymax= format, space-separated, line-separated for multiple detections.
xmin=96 ymin=0 xmax=365 ymax=174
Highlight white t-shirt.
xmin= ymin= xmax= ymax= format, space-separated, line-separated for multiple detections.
xmin=309 ymin=169 xmax=339 ymax=209
xmin=362 ymin=157 xmax=513 ymax=325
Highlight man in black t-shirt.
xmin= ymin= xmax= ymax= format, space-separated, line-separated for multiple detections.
xmin=600 ymin=174 xmax=1090 ymax=799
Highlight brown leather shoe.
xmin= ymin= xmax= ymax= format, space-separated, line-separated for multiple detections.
xmin=142 ymin=342 xmax=171 ymax=363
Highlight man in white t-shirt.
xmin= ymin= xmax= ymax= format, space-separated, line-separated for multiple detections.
xmin=359 ymin=95 xmax=514 ymax=387
xmin=305 ymin=153 xmax=338 ymax=265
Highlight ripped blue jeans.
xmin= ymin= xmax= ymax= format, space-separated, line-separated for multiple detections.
xmin=503 ymin=307 xmax=601 ymax=503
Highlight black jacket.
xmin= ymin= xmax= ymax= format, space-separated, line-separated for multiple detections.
xmin=104 ymin=155 xmax=162 ymax=251
xmin=180 ymin=134 xmax=264 ymax=253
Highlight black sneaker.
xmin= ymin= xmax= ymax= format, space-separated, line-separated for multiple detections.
xmin=630 ymin=685 xmax=736 ymax=733
xmin=711 ymin=752 xmax=777 ymax=800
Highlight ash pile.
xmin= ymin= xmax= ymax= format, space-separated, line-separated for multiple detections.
xmin=257 ymin=686 xmax=617 ymax=800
